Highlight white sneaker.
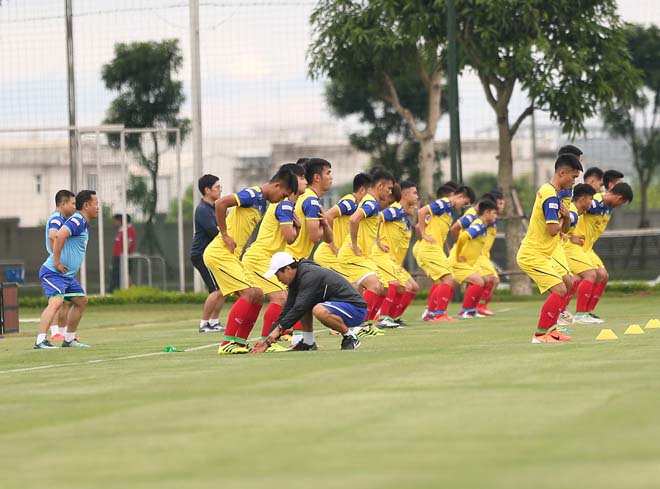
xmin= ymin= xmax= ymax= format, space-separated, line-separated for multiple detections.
xmin=557 ymin=313 xmax=573 ymax=326
xmin=457 ymin=311 xmax=476 ymax=319
xmin=573 ymin=313 xmax=601 ymax=324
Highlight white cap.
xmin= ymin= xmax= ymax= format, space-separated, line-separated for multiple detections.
xmin=263 ymin=251 xmax=296 ymax=278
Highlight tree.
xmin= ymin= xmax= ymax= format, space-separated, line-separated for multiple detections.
xmin=167 ymin=185 xmax=194 ymax=223
xmin=455 ymin=0 xmax=640 ymax=294
xmin=308 ymin=0 xmax=446 ymax=197
xmin=601 ymin=24 xmax=660 ymax=228
xmin=101 ymin=39 xmax=190 ymax=253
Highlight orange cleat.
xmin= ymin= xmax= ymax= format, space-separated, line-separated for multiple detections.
xmin=50 ymin=333 xmax=65 ymax=342
xmin=548 ymin=329 xmax=572 ymax=342
xmin=432 ymin=314 xmax=458 ymax=322
xmin=531 ymin=333 xmax=562 ymax=344
xmin=477 ymin=304 xmax=495 ymax=316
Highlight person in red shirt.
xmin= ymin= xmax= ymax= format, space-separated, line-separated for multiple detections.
xmin=110 ymin=214 xmax=137 ymax=292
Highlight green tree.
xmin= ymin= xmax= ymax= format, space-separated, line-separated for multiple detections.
xmin=456 ymin=0 xmax=640 ymax=294
xmin=601 ymin=24 xmax=660 ymax=228
xmin=167 ymin=185 xmax=194 ymax=223
xmin=101 ymin=39 xmax=190 ymax=253
xmin=308 ymin=0 xmax=446 ymax=197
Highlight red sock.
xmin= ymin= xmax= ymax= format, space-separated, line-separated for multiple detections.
xmin=588 ymin=281 xmax=606 ymax=312
xmin=261 ymin=302 xmax=283 ymax=337
xmin=236 ymin=301 xmax=262 ymax=344
xmin=223 ymin=297 xmax=253 ymax=345
xmin=535 ymin=292 xmax=564 ymax=336
xmin=393 ymin=291 xmax=416 ymax=318
xmin=369 ymin=294 xmax=386 ymax=321
xmin=480 ymin=282 xmax=494 ymax=306
xmin=462 ymin=284 xmax=484 ymax=311
xmin=576 ymin=280 xmax=594 ymax=313
xmin=363 ymin=289 xmax=379 ymax=321
xmin=379 ymin=283 xmax=399 ymax=317
xmin=560 ymin=279 xmax=579 ymax=311
xmin=433 ymin=283 xmax=454 ymax=314
xmin=427 ymin=283 xmax=439 ymax=311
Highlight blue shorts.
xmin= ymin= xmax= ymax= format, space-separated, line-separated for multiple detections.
xmin=39 ymin=266 xmax=85 ymax=299
xmin=319 ymin=301 xmax=367 ymax=328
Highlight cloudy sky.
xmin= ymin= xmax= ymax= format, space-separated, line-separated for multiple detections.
xmin=1 ymin=0 xmax=658 ymax=148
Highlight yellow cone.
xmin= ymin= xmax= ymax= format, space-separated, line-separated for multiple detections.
xmin=596 ymin=329 xmax=618 ymax=340
xmin=645 ymin=319 xmax=660 ymax=329
xmin=624 ymin=324 xmax=645 ymax=335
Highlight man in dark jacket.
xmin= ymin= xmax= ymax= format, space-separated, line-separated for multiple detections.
xmin=251 ymin=252 xmax=364 ymax=352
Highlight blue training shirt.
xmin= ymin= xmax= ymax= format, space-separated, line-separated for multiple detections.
xmin=191 ymin=199 xmax=218 ymax=258
xmin=45 ymin=211 xmax=65 ymax=254
xmin=43 ymin=212 xmax=89 ymax=277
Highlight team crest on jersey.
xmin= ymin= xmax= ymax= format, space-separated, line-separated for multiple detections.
xmin=548 ymin=202 xmax=559 ymax=210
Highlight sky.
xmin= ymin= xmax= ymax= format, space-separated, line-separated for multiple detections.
xmin=0 ymin=0 xmax=659 ymax=149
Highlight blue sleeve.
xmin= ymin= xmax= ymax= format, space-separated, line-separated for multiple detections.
xmin=235 ymin=188 xmax=260 ymax=208
xmin=542 ymin=196 xmax=560 ymax=222
xmin=458 ymin=213 xmax=476 ymax=229
xmin=586 ymin=200 xmax=603 ymax=215
xmin=429 ymin=200 xmax=451 ymax=216
xmin=48 ymin=216 xmax=63 ymax=232
xmin=557 ymin=188 xmax=572 ymax=200
xmin=466 ymin=223 xmax=484 ymax=239
xmin=337 ymin=198 xmax=357 ymax=216
xmin=382 ymin=207 xmax=399 ymax=222
xmin=360 ymin=200 xmax=379 ymax=218
xmin=301 ymin=197 xmax=322 ymax=219
xmin=276 ymin=201 xmax=294 ymax=223
xmin=63 ymin=215 xmax=85 ymax=236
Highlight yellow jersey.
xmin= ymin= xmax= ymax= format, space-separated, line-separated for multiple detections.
xmin=375 ymin=202 xmax=412 ymax=265
xmin=574 ymin=192 xmax=612 ymax=250
xmin=519 ymin=183 xmax=560 ymax=256
xmin=339 ymin=192 xmax=380 ymax=257
xmin=242 ymin=199 xmax=294 ymax=263
xmin=285 ymin=188 xmax=322 ymax=260
xmin=221 ymin=186 xmax=267 ymax=257
xmin=419 ymin=197 xmax=454 ymax=248
xmin=451 ymin=217 xmax=488 ymax=266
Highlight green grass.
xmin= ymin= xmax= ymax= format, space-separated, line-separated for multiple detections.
xmin=2 ymin=297 xmax=660 ymax=489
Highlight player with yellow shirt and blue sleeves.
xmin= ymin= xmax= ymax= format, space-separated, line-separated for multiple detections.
xmin=371 ymin=180 xmax=419 ymax=328
xmin=313 ymin=172 xmax=371 ymax=274
xmin=203 ymin=166 xmax=298 ymax=355
xmin=516 ymin=154 xmax=583 ymax=343
xmin=449 ymin=199 xmax=499 ymax=319
xmin=414 ymin=183 xmax=474 ymax=322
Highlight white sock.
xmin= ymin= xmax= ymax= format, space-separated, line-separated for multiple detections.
xmin=50 ymin=325 xmax=59 ymax=336
xmin=59 ymin=326 xmax=67 ymax=335
xmin=290 ymin=335 xmax=302 ymax=346
xmin=64 ymin=331 xmax=76 ymax=342
xmin=343 ymin=330 xmax=357 ymax=339
xmin=200 ymin=320 xmax=208 ymax=328
xmin=302 ymin=331 xmax=315 ymax=345
xmin=36 ymin=333 xmax=47 ymax=344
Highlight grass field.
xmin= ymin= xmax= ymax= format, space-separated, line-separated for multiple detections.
xmin=2 ymin=296 xmax=660 ymax=489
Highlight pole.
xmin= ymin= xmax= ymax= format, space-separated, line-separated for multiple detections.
xmin=190 ymin=0 xmax=204 ymax=292
xmin=176 ymin=130 xmax=185 ymax=292
xmin=447 ymin=0 xmax=462 ymax=183
xmin=531 ymin=106 xmax=539 ymax=189
xmin=65 ymin=0 xmax=78 ymax=191
xmin=76 ymin=130 xmax=87 ymax=293
xmin=120 ymin=131 xmax=129 ymax=289
xmin=96 ymin=130 xmax=106 ymax=296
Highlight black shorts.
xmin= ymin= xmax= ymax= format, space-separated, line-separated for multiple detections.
xmin=191 ymin=255 xmax=220 ymax=293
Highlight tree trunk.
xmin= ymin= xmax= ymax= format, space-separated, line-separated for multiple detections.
xmin=639 ymin=178 xmax=650 ymax=228
xmin=496 ymin=112 xmax=532 ymax=296
xmin=419 ymin=135 xmax=436 ymax=198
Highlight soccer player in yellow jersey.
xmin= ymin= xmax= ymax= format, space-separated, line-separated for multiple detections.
xmin=571 ymin=181 xmax=633 ymax=321
xmin=242 ymin=164 xmax=307 ymax=349
xmin=337 ymin=169 xmax=395 ymax=335
xmin=414 ymin=183 xmax=475 ymax=322
xmin=450 ymin=199 xmax=499 ymax=318
xmin=516 ymin=154 xmax=582 ymax=343
xmin=561 ymin=184 xmax=599 ymax=323
xmin=313 ymin=172 xmax=371 ymax=274
xmin=371 ymin=180 xmax=419 ymax=327
xmin=450 ymin=190 xmax=505 ymax=316
xmin=203 ymin=166 xmax=298 ymax=354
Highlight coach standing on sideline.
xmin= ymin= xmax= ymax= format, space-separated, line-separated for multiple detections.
xmin=251 ymin=252 xmax=364 ymax=352
xmin=191 ymin=174 xmax=225 ymax=333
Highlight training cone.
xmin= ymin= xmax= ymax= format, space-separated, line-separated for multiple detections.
xmin=645 ymin=319 xmax=660 ymax=329
xmin=595 ymin=329 xmax=618 ymax=341
xmin=624 ymin=324 xmax=645 ymax=335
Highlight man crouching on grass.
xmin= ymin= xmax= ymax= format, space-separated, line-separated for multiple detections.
xmin=251 ymin=252 xmax=364 ymax=352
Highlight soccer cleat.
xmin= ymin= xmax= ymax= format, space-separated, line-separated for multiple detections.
xmin=62 ymin=338 xmax=90 ymax=348
xmin=394 ymin=318 xmax=407 ymax=327
xmin=199 ymin=322 xmax=215 ymax=333
xmin=34 ymin=340 xmax=58 ymax=349
xmin=477 ymin=304 xmax=495 ymax=316
xmin=218 ymin=342 xmax=249 ymax=355
xmin=209 ymin=323 xmax=225 ymax=332
xmin=421 ymin=312 xmax=435 ymax=322
xmin=561 ymin=310 xmax=574 ymax=320
xmin=573 ymin=313 xmax=601 ymax=324
xmin=50 ymin=333 xmax=65 ymax=342
xmin=357 ymin=326 xmax=385 ymax=337
xmin=457 ymin=311 xmax=477 ymax=319
xmin=588 ymin=312 xmax=604 ymax=323
xmin=266 ymin=342 xmax=290 ymax=353
xmin=280 ymin=334 xmax=292 ymax=342
xmin=547 ymin=329 xmax=572 ymax=342
xmin=341 ymin=335 xmax=361 ymax=350
xmin=289 ymin=341 xmax=318 ymax=351
xmin=557 ymin=312 xmax=573 ymax=326
xmin=531 ymin=334 xmax=563 ymax=344
xmin=432 ymin=314 xmax=458 ymax=322
xmin=376 ymin=316 xmax=399 ymax=329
